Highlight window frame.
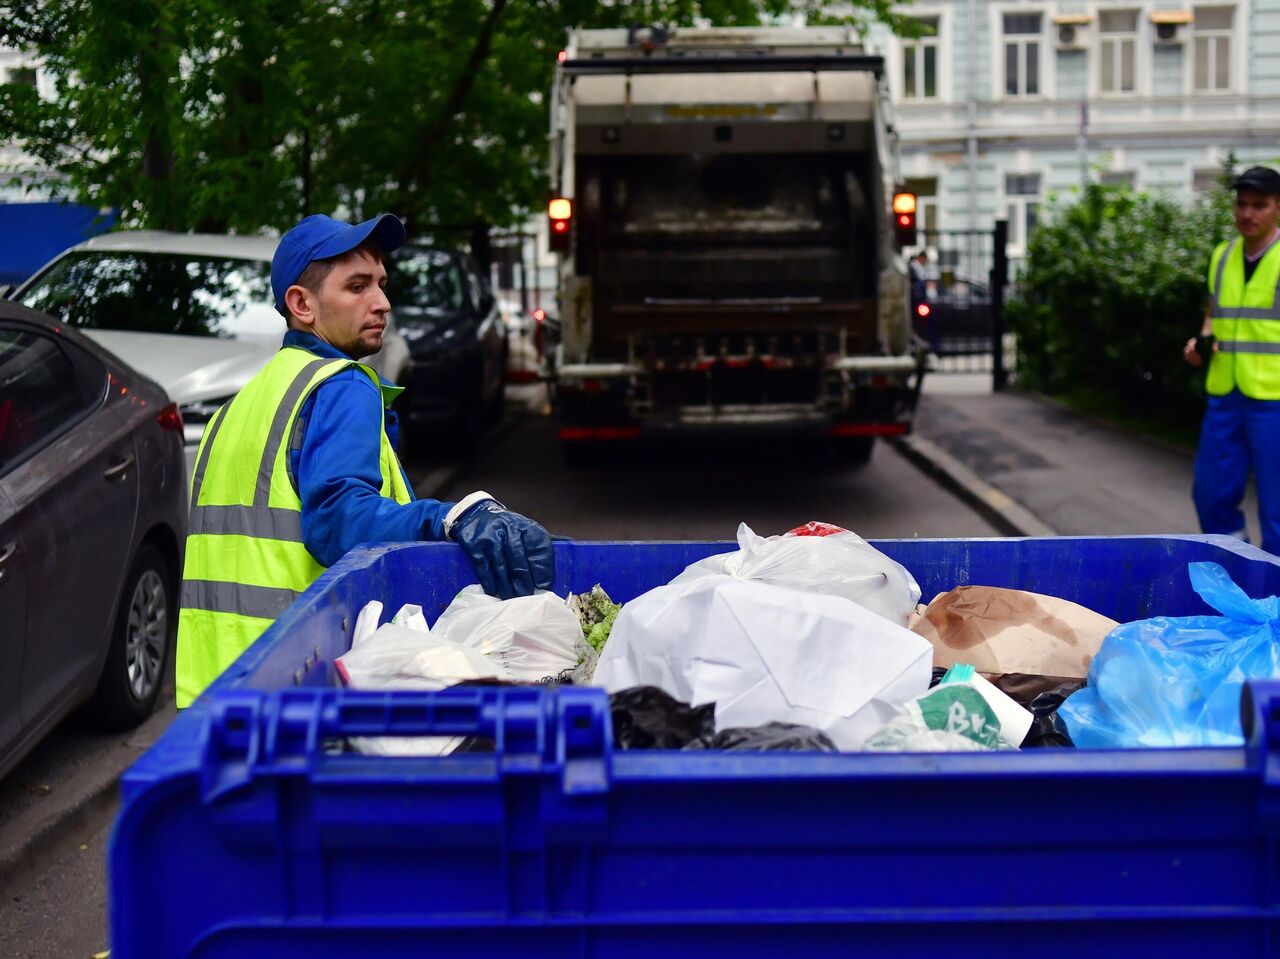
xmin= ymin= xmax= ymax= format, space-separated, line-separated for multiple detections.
xmin=4 ymin=65 xmax=37 ymax=88
xmin=896 ymin=13 xmax=947 ymax=101
xmin=992 ymin=6 xmax=1053 ymax=100
xmin=1193 ymin=166 xmax=1225 ymax=193
xmin=1002 ymin=172 xmax=1043 ymax=256
xmin=1189 ymin=4 xmax=1239 ymax=95
xmin=0 ymin=320 xmax=107 ymax=479
xmin=1095 ymin=8 xmax=1144 ymax=97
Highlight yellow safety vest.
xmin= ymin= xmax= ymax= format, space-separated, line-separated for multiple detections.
xmin=1206 ymin=236 xmax=1280 ymax=399
xmin=175 ymin=346 xmax=411 ymax=708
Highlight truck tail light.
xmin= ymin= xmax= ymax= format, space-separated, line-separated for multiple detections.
xmin=893 ymin=191 xmax=917 ymax=248
xmin=549 ymin=197 xmax=573 ymax=253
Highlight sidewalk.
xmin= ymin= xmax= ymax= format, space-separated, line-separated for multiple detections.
xmin=903 ymin=373 xmax=1262 ymax=543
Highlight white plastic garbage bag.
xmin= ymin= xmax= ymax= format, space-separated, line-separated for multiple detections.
xmin=335 ymin=621 xmax=505 ymax=757
xmin=594 ymin=574 xmax=934 ymax=750
xmin=432 ymin=585 xmax=582 ymax=682
xmin=672 ymin=522 xmax=921 ymax=626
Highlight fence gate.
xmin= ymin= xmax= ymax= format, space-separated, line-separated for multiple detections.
xmin=912 ymin=221 xmax=1010 ymax=388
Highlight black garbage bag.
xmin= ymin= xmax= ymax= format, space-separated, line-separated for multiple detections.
xmin=1020 ymin=679 xmax=1087 ymax=748
xmin=684 ymin=722 xmax=838 ymax=753
xmin=609 ymin=686 xmax=717 ymax=750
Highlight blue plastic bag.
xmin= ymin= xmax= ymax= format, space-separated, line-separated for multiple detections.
xmin=1061 ymin=562 xmax=1280 ymax=748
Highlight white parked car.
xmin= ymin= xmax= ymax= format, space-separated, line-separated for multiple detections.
xmin=11 ymin=232 xmax=411 ymax=476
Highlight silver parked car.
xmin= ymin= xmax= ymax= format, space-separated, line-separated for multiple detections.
xmin=0 ymin=302 xmax=187 ymax=779
xmin=12 ymin=231 xmax=411 ymax=476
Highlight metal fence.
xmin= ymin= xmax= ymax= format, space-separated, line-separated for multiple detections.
xmin=911 ymin=222 xmax=1011 ymax=387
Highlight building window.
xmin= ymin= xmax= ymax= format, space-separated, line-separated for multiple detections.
xmin=1100 ymin=170 xmax=1136 ymax=188
xmin=1193 ymin=6 xmax=1234 ymax=92
xmin=1098 ymin=10 xmax=1138 ymax=93
xmin=902 ymin=17 xmax=940 ymax=100
xmin=1193 ymin=167 xmax=1223 ymax=193
xmin=1005 ymin=173 xmax=1042 ymax=247
xmin=5 ymin=67 xmax=37 ymax=88
xmin=1004 ymin=13 xmax=1044 ymax=97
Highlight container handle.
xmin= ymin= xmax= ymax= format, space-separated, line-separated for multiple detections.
xmin=200 ymin=686 xmax=613 ymax=803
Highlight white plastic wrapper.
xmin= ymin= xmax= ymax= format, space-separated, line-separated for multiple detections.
xmin=432 ymin=585 xmax=581 ymax=682
xmin=594 ymin=574 xmax=933 ymax=751
xmin=335 ymin=623 xmax=504 ymax=757
xmin=671 ymin=522 xmax=921 ymax=626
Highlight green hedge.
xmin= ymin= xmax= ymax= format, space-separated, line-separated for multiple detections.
xmin=1007 ymin=179 xmax=1235 ymax=428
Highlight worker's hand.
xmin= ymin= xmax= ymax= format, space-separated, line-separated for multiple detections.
xmin=1184 ymin=337 xmax=1203 ymax=368
xmin=448 ymin=497 xmax=555 ymax=599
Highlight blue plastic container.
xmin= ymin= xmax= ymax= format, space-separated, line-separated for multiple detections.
xmin=112 ymin=536 xmax=1280 ymax=958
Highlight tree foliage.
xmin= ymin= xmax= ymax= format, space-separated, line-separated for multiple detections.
xmin=1006 ymin=164 xmax=1238 ymax=426
xmin=0 ymin=0 xmax=880 ymax=240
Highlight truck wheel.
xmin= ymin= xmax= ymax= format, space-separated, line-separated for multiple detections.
xmin=830 ymin=436 xmax=875 ymax=467
xmin=84 ymin=542 xmax=173 ymax=730
xmin=561 ymin=438 xmax=603 ymax=469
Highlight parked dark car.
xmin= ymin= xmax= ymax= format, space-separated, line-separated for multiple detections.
xmin=913 ymin=272 xmax=992 ymax=355
xmin=0 ymin=302 xmax=186 ymax=780
xmin=387 ymin=246 xmax=507 ymax=454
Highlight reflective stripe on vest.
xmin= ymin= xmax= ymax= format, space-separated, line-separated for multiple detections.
xmin=175 ymin=347 xmax=412 ymax=708
xmin=1207 ymin=237 xmax=1280 ymax=399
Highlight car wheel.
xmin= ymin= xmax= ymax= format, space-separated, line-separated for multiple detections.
xmin=85 ymin=542 xmax=173 ymax=730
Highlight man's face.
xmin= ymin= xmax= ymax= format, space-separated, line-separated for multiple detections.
xmin=305 ymin=247 xmax=391 ymax=359
xmin=1234 ymin=190 xmax=1280 ymax=243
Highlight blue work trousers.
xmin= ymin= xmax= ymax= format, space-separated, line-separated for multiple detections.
xmin=1192 ymin=389 xmax=1280 ymax=555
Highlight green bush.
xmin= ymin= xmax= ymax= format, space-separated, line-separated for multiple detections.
xmin=1007 ymin=178 xmax=1235 ymax=429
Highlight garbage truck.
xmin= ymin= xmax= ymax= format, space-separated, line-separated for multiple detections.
xmin=544 ymin=25 xmax=926 ymax=463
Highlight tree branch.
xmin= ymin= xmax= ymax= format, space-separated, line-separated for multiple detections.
xmin=394 ymin=0 xmax=511 ymax=230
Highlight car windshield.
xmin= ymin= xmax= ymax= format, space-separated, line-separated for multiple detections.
xmin=386 ymin=249 xmax=465 ymax=315
xmin=17 ymin=251 xmax=282 ymax=339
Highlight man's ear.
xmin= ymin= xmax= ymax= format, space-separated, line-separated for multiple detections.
xmin=284 ymin=285 xmax=316 ymax=328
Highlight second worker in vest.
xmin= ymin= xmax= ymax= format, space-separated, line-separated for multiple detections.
xmin=1184 ymin=165 xmax=1280 ymax=555
xmin=175 ymin=213 xmax=555 ymax=708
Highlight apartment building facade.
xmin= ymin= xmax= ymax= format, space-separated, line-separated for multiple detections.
xmin=865 ymin=0 xmax=1280 ymax=256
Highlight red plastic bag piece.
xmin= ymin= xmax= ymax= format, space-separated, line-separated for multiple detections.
xmin=785 ymin=521 xmax=851 ymax=538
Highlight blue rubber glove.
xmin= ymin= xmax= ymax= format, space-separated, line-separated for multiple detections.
xmin=446 ymin=495 xmax=555 ymax=599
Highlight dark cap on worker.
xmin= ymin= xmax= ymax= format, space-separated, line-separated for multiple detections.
xmin=271 ymin=213 xmax=406 ymax=316
xmin=1232 ymin=166 xmax=1280 ymax=196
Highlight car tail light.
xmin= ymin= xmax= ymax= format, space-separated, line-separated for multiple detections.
xmin=156 ymin=403 xmax=184 ymax=433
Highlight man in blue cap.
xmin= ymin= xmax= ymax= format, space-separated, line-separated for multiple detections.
xmin=175 ymin=213 xmax=554 ymax=708
xmin=1184 ymin=166 xmax=1280 ymax=554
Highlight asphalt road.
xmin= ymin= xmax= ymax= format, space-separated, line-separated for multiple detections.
xmin=435 ymin=405 xmax=1002 ymax=541
xmin=0 ymin=398 xmax=998 ymax=958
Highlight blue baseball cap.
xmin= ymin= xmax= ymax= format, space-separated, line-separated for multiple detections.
xmin=271 ymin=213 xmax=406 ymax=315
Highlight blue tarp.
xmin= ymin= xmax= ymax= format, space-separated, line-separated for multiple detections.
xmin=0 ymin=201 xmax=117 ymax=286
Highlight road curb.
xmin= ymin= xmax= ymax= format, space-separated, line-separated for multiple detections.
xmin=891 ymin=433 xmax=1059 ymax=538
xmin=0 ymin=775 xmax=120 ymax=905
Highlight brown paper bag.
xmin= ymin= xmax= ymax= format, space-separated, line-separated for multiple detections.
xmin=909 ymin=586 xmax=1118 ymax=703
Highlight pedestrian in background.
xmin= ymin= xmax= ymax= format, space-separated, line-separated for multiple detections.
xmin=175 ymin=213 xmax=555 ymax=707
xmin=1184 ymin=166 xmax=1280 ymax=554
xmin=909 ymin=251 xmax=937 ymax=351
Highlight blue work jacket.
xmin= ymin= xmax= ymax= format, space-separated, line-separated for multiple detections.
xmin=283 ymin=330 xmax=454 ymax=567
